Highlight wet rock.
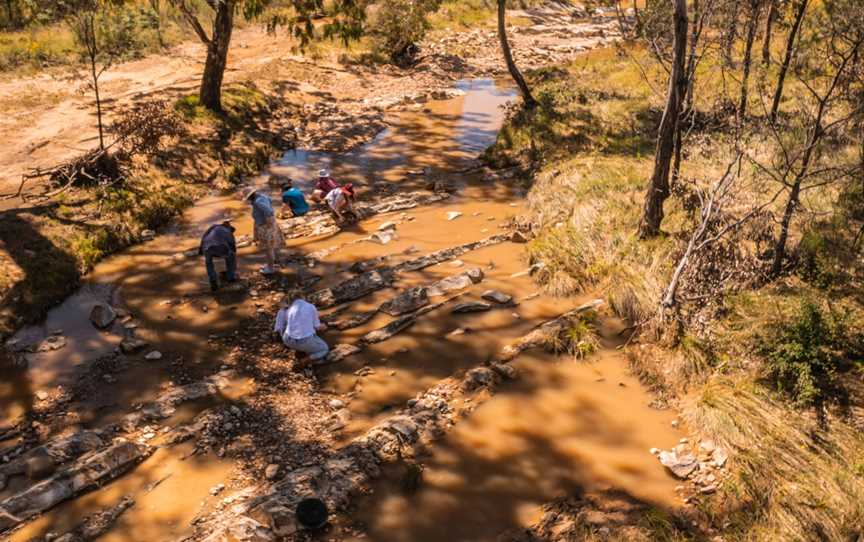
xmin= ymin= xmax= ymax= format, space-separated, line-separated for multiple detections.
xmin=462 ymin=367 xmax=498 ymax=391
xmin=53 ymin=496 xmax=135 ymax=542
xmin=89 ymin=303 xmax=117 ymax=329
xmin=25 ymin=453 xmax=55 ymax=480
xmin=141 ymin=229 xmax=156 ymax=241
xmin=481 ymin=290 xmax=513 ymax=305
xmin=120 ymin=338 xmax=148 ymax=354
xmin=265 ymin=464 xmax=281 ymax=480
xmin=393 ymin=235 xmax=508 ymax=274
xmin=310 ymin=269 xmax=394 ymax=309
xmin=380 ymin=287 xmax=429 ymax=316
xmin=377 ymin=221 xmax=397 ymax=231
xmin=426 ymin=268 xmax=484 ymax=296
xmin=490 ymin=362 xmax=518 ymax=380
xmin=510 ymin=231 xmax=529 ymax=243
xmin=446 ymin=211 xmax=462 ymax=221
xmin=659 ymin=449 xmax=698 ymax=479
xmin=0 ymin=441 xmax=152 ymax=533
xmin=36 ymin=335 xmax=67 ymax=352
xmin=363 ymin=315 xmax=417 ymax=344
xmin=144 ymin=351 xmax=163 ymax=361
xmin=452 ymin=302 xmax=492 ymax=314
xmin=331 ymin=310 xmax=378 ymax=331
xmin=370 ymin=230 xmax=398 ymax=245
xmin=325 ymin=344 xmax=363 ymax=363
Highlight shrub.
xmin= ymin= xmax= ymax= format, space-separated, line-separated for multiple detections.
xmin=371 ymin=0 xmax=442 ymax=65
xmin=758 ymin=300 xmax=864 ymax=406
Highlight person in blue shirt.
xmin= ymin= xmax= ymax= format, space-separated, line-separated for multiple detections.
xmin=199 ymin=220 xmax=238 ymax=292
xmin=280 ymin=178 xmax=310 ymax=217
xmin=243 ymin=187 xmax=284 ymax=275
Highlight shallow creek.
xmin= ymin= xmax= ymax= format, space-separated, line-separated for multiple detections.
xmin=2 ymin=78 xmax=683 ymax=541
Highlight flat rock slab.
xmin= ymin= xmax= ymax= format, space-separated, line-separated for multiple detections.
xmin=310 ymin=269 xmax=394 ymax=309
xmin=0 ymin=441 xmax=152 ymax=533
xmin=481 ymin=290 xmax=513 ymax=305
xmin=380 ymin=287 xmax=429 ymax=316
xmin=362 ymin=315 xmax=417 ymax=344
xmin=452 ymin=302 xmax=492 ymax=314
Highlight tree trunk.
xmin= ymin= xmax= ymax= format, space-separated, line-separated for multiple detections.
xmin=199 ymin=1 xmax=234 ymax=112
xmin=722 ymin=0 xmax=740 ymax=66
xmin=683 ymin=0 xmax=700 ymax=113
xmin=639 ymin=0 xmax=688 ymax=239
xmin=89 ymin=53 xmax=104 ymax=150
xmin=497 ymin=0 xmax=536 ymax=108
xmin=738 ymin=0 xmax=762 ymax=120
xmin=770 ymin=0 xmax=808 ymax=123
xmin=761 ymin=0 xmax=778 ymax=65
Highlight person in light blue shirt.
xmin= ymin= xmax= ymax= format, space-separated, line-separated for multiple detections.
xmin=280 ymin=178 xmax=310 ymax=217
xmin=243 ymin=187 xmax=284 ymax=275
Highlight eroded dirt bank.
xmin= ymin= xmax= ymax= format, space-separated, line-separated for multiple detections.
xmin=0 ymin=5 xmax=716 ymax=542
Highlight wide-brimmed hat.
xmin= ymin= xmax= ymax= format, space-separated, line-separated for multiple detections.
xmin=318 ymin=169 xmax=329 ymax=178
xmin=242 ymin=187 xmax=257 ymax=200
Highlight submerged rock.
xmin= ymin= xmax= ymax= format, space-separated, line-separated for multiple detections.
xmin=89 ymin=303 xmax=117 ymax=329
xmin=120 ymin=338 xmax=148 ymax=354
xmin=481 ymin=290 xmax=513 ymax=305
xmin=452 ymin=302 xmax=492 ymax=314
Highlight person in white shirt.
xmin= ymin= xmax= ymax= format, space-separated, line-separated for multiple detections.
xmin=273 ymin=290 xmax=330 ymax=362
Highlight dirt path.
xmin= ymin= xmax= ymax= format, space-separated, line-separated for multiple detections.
xmin=0 ymin=6 xmax=691 ymax=541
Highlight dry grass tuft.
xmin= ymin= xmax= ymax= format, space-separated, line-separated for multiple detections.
xmin=685 ymin=379 xmax=864 ymax=541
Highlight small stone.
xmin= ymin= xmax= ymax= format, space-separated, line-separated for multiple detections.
xmin=446 ymin=211 xmax=462 ymax=221
xmin=378 ymin=221 xmax=397 ymax=231
xmin=371 ymin=230 xmax=398 ymax=245
xmin=141 ymin=229 xmax=156 ymax=240
xmin=712 ymin=447 xmax=728 ymax=468
xmin=142 ymin=432 xmax=156 ymax=440
xmin=481 ymin=290 xmax=512 ymax=305
xmin=452 ymin=302 xmax=492 ymax=314
xmin=659 ymin=449 xmax=698 ymax=479
xmin=120 ymin=338 xmax=149 ymax=354
xmin=145 ymin=351 xmax=163 ymax=361
xmin=679 ymin=438 xmax=689 ymax=444
xmin=450 ymin=260 xmax=465 ymax=268
xmin=671 ymin=420 xmax=680 ymax=428
xmin=700 ymin=484 xmax=718 ymax=494
xmin=36 ymin=390 xmax=49 ymax=401
xmin=210 ymin=484 xmax=225 ymax=496
xmin=650 ymin=448 xmax=660 ymax=455
xmin=510 ymin=231 xmax=529 ymax=243
xmin=265 ymin=464 xmax=280 ymax=480
xmin=407 ymin=399 xmax=418 ymax=408
xmin=448 ymin=327 xmax=470 ymax=336
xmin=328 ymin=399 xmax=345 ymax=409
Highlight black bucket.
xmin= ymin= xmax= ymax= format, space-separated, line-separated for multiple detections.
xmin=296 ymin=497 xmax=329 ymax=530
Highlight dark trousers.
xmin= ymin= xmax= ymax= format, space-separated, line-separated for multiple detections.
xmin=205 ymin=251 xmax=236 ymax=286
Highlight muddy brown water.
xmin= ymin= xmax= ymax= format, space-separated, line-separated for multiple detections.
xmin=2 ymin=78 xmax=683 ymax=541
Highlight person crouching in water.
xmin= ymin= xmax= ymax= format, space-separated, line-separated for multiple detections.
xmin=325 ymin=184 xmax=358 ymax=224
xmin=280 ymin=177 xmax=310 ymax=217
xmin=273 ymin=289 xmax=330 ymax=363
xmin=243 ymin=187 xmax=284 ymax=275
xmin=199 ymin=220 xmax=238 ymax=292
